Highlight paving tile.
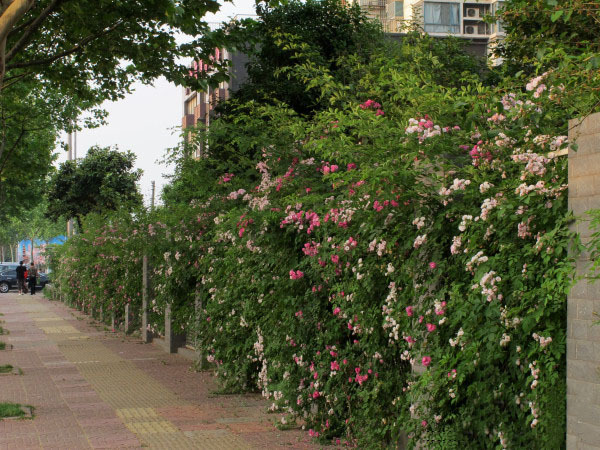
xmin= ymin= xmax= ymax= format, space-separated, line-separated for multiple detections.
xmin=0 ymin=293 xmax=319 ymax=449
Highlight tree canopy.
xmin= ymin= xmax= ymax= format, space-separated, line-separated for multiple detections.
xmin=46 ymin=146 xmax=142 ymax=230
xmin=0 ymin=0 xmax=225 ymax=217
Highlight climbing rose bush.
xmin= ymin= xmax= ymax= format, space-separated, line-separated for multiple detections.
xmin=52 ymin=42 xmax=584 ymax=447
xmin=160 ymin=66 xmax=574 ymax=448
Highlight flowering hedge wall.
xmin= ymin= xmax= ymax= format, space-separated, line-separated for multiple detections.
xmin=51 ymin=35 xmax=589 ymax=448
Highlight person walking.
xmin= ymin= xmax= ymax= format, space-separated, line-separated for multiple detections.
xmin=15 ymin=261 xmax=26 ymax=295
xmin=28 ymin=262 xmax=38 ymax=295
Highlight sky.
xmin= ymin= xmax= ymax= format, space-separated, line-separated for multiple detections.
xmin=54 ymin=0 xmax=256 ymax=206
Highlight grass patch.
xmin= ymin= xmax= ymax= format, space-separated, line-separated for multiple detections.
xmin=0 ymin=342 xmax=5 ymax=350
xmin=0 ymin=365 xmax=13 ymax=373
xmin=0 ymin=402 xmax=26 ymax=419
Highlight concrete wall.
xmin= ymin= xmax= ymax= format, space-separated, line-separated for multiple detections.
xmin=568 ymin=111 xmax=600 ymax=449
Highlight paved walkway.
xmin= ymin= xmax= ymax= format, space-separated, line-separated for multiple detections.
xmin=0 ymin=293 xmax=317 ymax=449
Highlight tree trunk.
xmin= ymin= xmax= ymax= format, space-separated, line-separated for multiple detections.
xmin=0 ymin=0 xmax=35 ymax=87
xmin=1 ymin=245 xmax=4 ymax=261
xmin=9 ymin=242 xmax=13 ymax=261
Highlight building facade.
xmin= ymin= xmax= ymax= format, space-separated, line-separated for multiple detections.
xmin=181 ymin=49 xmax=249 ymax=158
xmin=354 ymin=0 xmax=505 ymax=56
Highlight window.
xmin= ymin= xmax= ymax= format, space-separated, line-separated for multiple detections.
xmin=387 ymin=1 xmax=403 ymax=19
xmin=491 ymin=1 xmax=505 ymax=34
xmin=185 ymin=95 xmax=198 ymax=115
xmin=424 ymin=2 xmax=459 ymax=34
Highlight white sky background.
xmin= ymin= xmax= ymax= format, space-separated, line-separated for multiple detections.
xmin=54 ymin=0 xmax=256 ymax=206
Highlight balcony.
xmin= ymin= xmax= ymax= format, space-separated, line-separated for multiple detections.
xmin=182 ymin=114 xmax=195 ymax=129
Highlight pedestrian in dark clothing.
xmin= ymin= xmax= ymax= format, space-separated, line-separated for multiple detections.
xmin=28 ymin=262 xmax=38 ymax=295
xmin=16 ymin=261 xmax=26 ymax=295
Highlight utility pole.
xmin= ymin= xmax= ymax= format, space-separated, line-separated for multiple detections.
xmin=151 ymin=181 xmax=156 ymax=211
xmin=66 ymin=130 xmax=73 ymax=237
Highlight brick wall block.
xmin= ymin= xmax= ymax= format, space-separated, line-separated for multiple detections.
xmin=588 ymin=324 xmax=600 ymax=343
xmin=577 ymin=299 xmax=600 ymax=320
xmin=567 ymin=433 xmax=577 ymax=449
xmin=568 ymin=419 xmax=600 ymax=448
xmin=568 ymin=395 xmax=600 ymax=424
xmin=569 ymin=134 xmax=600 ymax=158
xmin=569 ymin=154 xmax=600 ymax=178
xmin=575 ymin=340 xmax=600 ymax=361
xmin=570 ymin=114 xmax=600 ymax=139
xmin=571 ymin=282 xmax=587 ymax=300
xmin=571 ymin=319 xmax=590 ymax=340
xmin=567 ymin=359 xmax=599 ymax=383
xmin=570 ymin=197 xmax=593 ymax=217
xmin=578 ymin=442 xmax=600 ymax=450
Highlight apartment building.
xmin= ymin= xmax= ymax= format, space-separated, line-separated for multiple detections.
xmin=355 ymin=0 xmax=505 ymax=56
xmin=181 ymin=48 xmax=249 ymax=158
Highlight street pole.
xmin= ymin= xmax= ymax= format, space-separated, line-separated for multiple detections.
xmin=151 ymin=181 xmax=156 ymax=211
xmin=142 ymin=180 xmax=156 ymax=344
xmin=67 ymin=130 xmax=73 ymax=237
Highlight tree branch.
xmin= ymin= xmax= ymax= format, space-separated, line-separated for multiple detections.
xmin=0 ymin=68 xmax=32 ymax=90
xmin=0 ymin=0 xmax=33 ymax=44
xmin=7 ymin=14 xmax=34 ymax=37
xmin=6 ymin=19 xmax=123 ymax=70
xmin=0 ymin=0 xmax=33 ymax=84
xmin=6 ymin=0 xmax=67 ymax=63
xmin=0 ymin=124 xmax=25 ymax=177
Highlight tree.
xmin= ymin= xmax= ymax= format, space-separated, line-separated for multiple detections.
xmin=46 ymin=146 xmax=142 ymax=230
xmin=0 ymin=216 xmax=23 ymax=261
xmin=211 ymin=0 xmax=382 ymax=116
xmin=0 ymin=0 xmax=224 ymax=215
xmin=0 ymin=77 xmax=58 ymax=221
xmin=496 ymin=0 xmax=600 ymax=74
xmin=18 ymin=201 xmax=63 ymax=263
xmin=0 ymin=0 xmax=221 ymax=90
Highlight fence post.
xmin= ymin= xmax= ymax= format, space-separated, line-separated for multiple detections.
xmin=124 ymin=303 xmax=130 ymax=334
xmin=141 ymin=254 xmax=151 ymax=343
xmin=194 ymin=285 xmax=204 ymax=368
xmin=165 ymin=303 xmax=175 ymax=353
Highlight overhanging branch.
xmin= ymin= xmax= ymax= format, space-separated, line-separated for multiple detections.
xmin=5 ymin=19 xmax=123 ymax=70
xmin=6 ymin=0 xmax=66 ymax=63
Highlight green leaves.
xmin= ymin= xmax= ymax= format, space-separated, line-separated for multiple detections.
xmin=46 ymin=146 xmax=143 ymax=230
xmin=550 ymin=9 xmax=564 ymax=22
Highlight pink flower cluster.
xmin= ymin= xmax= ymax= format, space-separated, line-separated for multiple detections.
xmin=289 ymin=270 xmax=304 ymax=280
xmin=281 ymin=209 xmax=321 ymax=234
xmin=219 ymin=173 xmax=234 ymax=183
xmin=321 ymin=163 xmax=339 ymax=174
xmin=302 ymin=241 xmax=320 ymax=256
xmin=469 ymin=143 xmax=493 ymax=166
xmin=359 ymin=99 xmax=384 ymax=116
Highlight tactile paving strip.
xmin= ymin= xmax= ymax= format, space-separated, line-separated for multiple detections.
xmin=28 ymin=298 xmax=252 ymax=449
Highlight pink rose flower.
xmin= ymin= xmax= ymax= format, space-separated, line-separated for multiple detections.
xmin=422 ymin=356 xmax=432 ymax=367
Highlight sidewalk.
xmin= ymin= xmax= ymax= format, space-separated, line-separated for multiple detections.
xmin=0 ymin=293 xmax=318 ymax=449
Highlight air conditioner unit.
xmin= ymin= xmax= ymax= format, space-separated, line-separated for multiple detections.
xmin=466 ymin=8 xmax=480 ymax=18
xmin=465 ymin=25 xmax=476 ymax=34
